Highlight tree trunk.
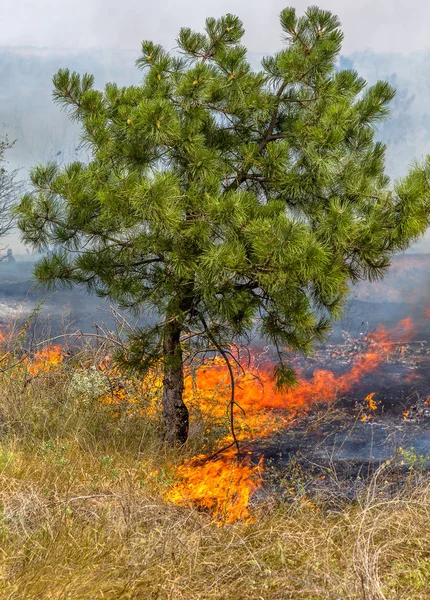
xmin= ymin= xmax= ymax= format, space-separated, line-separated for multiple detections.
xmin=162 ymin=318 xmax=188 ymax=446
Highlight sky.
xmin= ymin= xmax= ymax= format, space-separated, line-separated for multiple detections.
xmin=3 ymin=0 xmax=430 ymax=55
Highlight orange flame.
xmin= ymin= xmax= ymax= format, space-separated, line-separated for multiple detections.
xmin=1 ymin=318 xmax=415 ymax=524
xmin=98 ymin=362 xmax=163 ymax=416
xmin=186 ymin=318 xmax=415 ymax=417
xmin=360 ymin=393 xmax=379 ymax=421
xmin=366 ymin=392 xmax=378 ymax=411
xmin=165 ymin=449 xmax=263 ymax=524
xmin=167 ymin=318 xmax=417 ymax=522
xmin=27 ymin=345 xmax=64 ymax=375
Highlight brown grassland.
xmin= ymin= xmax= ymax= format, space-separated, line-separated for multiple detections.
xmin=0 ymin=343 xmax=429 ymax=599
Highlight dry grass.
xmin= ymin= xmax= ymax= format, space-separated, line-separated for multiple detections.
xmin=0 ymin=366 xmax=429 ymax=599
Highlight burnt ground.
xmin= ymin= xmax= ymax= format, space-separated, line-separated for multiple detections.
xmin=249 ymin=346 xmax=430 ymax=505
xmin=252 ymin=413 xmax=430 ymax=504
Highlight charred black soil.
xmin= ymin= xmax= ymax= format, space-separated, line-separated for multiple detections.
xmin=250 ymin=337 xmax=430 ymax=505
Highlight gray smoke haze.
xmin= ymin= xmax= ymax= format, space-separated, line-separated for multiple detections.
xmin=4 ymin=0 xmax=430 ymax=55
xmin=2 ymin=0 xmax=430 ymax=252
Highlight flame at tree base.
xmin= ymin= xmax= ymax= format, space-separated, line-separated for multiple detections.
xmin=166 ymin=317 xmax=419 ymax=523
xmin=0 ymin=317 xmax=420 ymax=524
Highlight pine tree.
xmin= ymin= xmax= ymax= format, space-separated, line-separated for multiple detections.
xmin=16 ymin=7 xmax=430 ymax=445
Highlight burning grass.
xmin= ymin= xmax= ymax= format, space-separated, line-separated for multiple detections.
xmin=165 ymin=448 xmax=264 ymax=523
xmin=0 ymin=320 xmax=429 ymax=598
xmin=0 ymin=315 xmax=424 ymax=528
xmin=0 ymin=400 xmax=429 ymax=599
xmin=166 ymin=317 xmax=420 ymax=523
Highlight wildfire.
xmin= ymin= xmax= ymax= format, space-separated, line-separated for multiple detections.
xmin=27 ymin=345 xmax=64 ymax=375
xmin=165 ymin=448 xmax=263 ymax=524
xmin=0 ymin=315 xmax=421 ymax=525
xmin=365 ymin=393 xmax=378 ymax=411
xmin=360 ymin=392 xmax=379 ymax=421
xmin=97 ymin=361 xmax=163 ymax=415
xmin=185 ymin=318 xmax=415 ymax=419
xmin=167 ymin=318 xmax=417 ymax=522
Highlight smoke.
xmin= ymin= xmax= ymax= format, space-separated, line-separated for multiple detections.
xmin=1 ymin=44 xmax=430 ymax=252
xmin=4 ymin=0 xmax=430 ymax=55
xmin=341 ymin=52 xmax=430 ymax=252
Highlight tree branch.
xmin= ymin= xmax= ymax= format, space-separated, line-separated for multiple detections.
xmin=198 ymin=313 xmax=242 ymax=456
xmin=225 ymin=81 xmax=288 ymax=192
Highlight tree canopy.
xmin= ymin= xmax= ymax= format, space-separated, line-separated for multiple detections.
xmin=16 ymin=6 xmax=430 ymax=444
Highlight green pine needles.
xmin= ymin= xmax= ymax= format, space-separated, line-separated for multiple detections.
xmin=16 ymin=7 xmax=430 ymax=444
